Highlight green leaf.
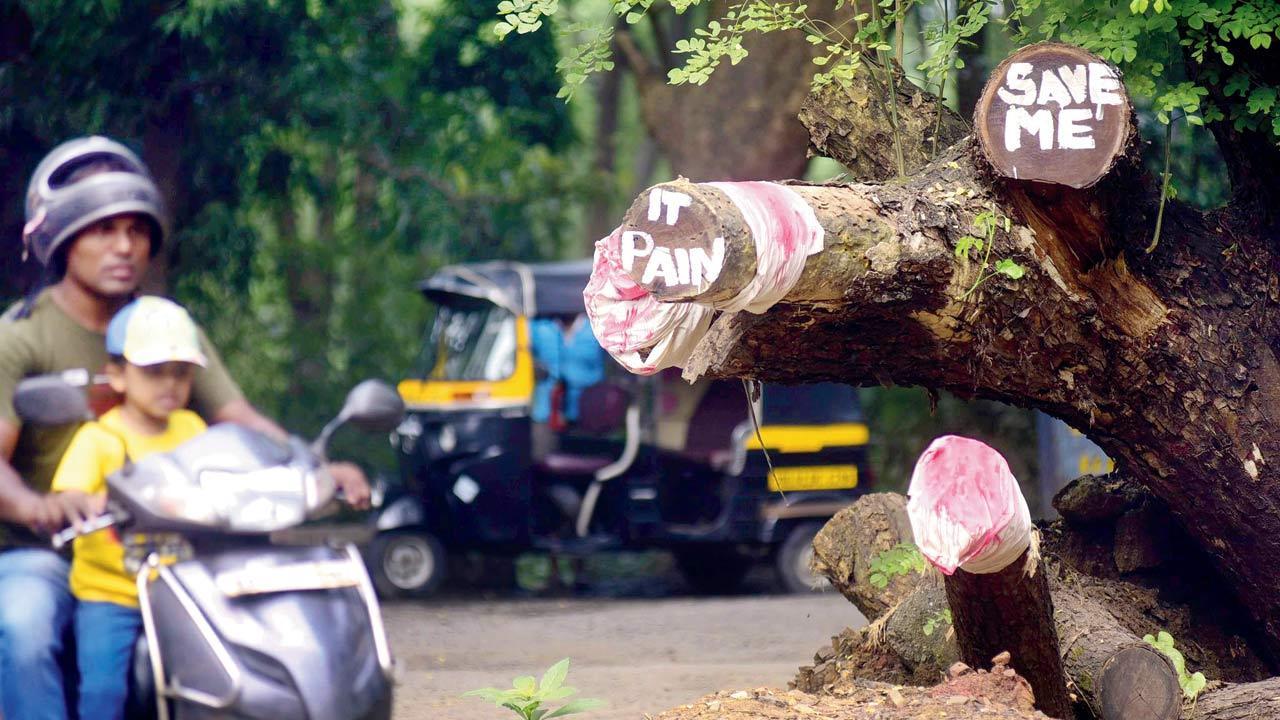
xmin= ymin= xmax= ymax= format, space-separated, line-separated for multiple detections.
xmin=545 ymin=698 xmax=607 ymax=718
xmin=540 ymin=659 xmax=571 ymax=695
xmin=494 ymin=21 xmax=514 ymax=37
xmin=514 ymin=676 xmax=537 ymax=696
xmin=625 ymin=11 xmax=642 ymax=24
xmin=1184 ymin=671 xmax=1207 ymax=699
xmin=1129 ymin=0 xmax=1149 ymax=13
xmin=994 ymin=259 xmax=1025 ymax=280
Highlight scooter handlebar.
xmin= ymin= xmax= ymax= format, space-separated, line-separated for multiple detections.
xmin=51 ymin=512 xmax=122 ymax=551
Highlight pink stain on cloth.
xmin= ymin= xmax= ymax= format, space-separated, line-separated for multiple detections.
xmin=906 ymin=435 xmax=1033 ymax=575
xmin=583 ymin=182 xmax=823 ymax=375
xmin=584 ymin=226 xmax=715 ymax=376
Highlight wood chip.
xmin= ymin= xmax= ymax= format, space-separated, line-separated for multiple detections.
xmin=888 ymin=687 xmax=907 ymax=708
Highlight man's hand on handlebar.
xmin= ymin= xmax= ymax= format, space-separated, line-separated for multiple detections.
xmin=327 ymin=462 xmax=372 ymax=510
xmin=18 ymin=490 xmax=106 ymax=535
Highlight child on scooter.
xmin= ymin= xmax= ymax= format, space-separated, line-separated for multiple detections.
xmin=51 ymin=296 xmax=209 ymax=720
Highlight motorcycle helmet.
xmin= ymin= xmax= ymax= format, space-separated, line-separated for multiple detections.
xmin=23 ymin=136 xmax=168 ymax=271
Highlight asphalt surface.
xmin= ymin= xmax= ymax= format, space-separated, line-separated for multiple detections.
xmin=384 ymin=592 xmax=868 ymax=719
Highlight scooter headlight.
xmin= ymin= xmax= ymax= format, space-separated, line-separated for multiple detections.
xmin=199 ymin=467 xmax=311 ymax=532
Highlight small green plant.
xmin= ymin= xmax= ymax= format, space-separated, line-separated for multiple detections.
xmin=868 ymin=542 xmax=927 ymax=588
xmin=922 ymin=608 xmax=952 ymax=636
xmin=464 ymin=658 xmax=606 ymax=720
xmin=954 ymin=206 xmax=1025 ymax=300
xmin=1143 ymin=631 xmax=1207 ymax=702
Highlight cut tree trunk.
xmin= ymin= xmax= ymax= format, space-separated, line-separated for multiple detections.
xmin=942 ymin=547 xmax=1073 ymax=719
xmin=1054 ymin=592 xmax=1181 ymax=720
xmin=594 ymin=47 xmax=1280 ymax=659
xmin=810 ymin=492 xmax=923 ymax=619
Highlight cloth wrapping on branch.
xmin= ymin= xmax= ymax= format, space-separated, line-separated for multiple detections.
xmin=906 ymin=435 xmax=1033 ymax=575
xmin=584 ymin=181 xmax=824 ymax=375
xmin=583 ymin=226 xmax=716 ymax=375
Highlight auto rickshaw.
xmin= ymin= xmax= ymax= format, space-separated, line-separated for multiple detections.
xmin=363 ymin=259 xmax=874 ymax=596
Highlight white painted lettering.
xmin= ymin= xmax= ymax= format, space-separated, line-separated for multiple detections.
xmin=647 ymin=190 xmax=664 ymax=223
xmin=1058 ymin=64 xmax=1088 ymax=104
xmin=1036 ymin=68 xmax=1074 ymax=107
xmin=690 ymin=237 xmax=726 ymax=287
xmin=674 ymin=247 xmax=691 ymax=285
xmin=621 ymin=231 xmax=654 ymax=273
xmin=1088 ymin=62 xmax=1122 ymax=118
xmin=641 ymin=246 xmax=679 ymax=286
xmin=997 ymin=62 xmax=1036 ymax=105
xmin=647 ymin=188 xmax=694 ymax=226
xmin=1057 ymin=108 xmax=1095 ymax=149
xmin=1004 ymin=107 xmax=1055 ymax=151
xmin=660 ymin=190 xmax=692 ymax=225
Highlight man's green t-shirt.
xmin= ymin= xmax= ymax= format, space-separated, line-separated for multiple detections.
xmin=0 ymin=290 xmax=243 ymax=547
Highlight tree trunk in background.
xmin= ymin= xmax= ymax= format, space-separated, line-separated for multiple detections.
xmin=586 ymin=27 xmax=625 ymax=247
xmin=616 ymin=2 xmax=861 ymax=182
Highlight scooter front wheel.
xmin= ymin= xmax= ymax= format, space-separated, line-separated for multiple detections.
xmin=367 ymin=530 xmax=447 ymax=599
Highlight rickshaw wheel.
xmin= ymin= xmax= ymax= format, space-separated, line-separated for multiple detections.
xmin=369 ymin=530 xmax=447 ymax=598
xmin=673 ymin=546 xmax=753 ymax=594
xmin=775 ymin=522 xmax=831 ymax=594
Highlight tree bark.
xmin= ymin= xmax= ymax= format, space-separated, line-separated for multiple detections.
xmin=1055 ymin=592 xmax=1181 ymax=720
xmin=943 ymin=545 xmax=1074 ymax=719
xmin=1195 ymin=678 xmax=1280 ymax=719
xmin=811 ymin=492 xmax=922 ymax=618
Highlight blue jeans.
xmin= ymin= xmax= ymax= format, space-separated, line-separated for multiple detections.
xmin=0 ymin=548 xmax=75 ymax=720
xmin=74 ymin=601 xmax=142 ymax=720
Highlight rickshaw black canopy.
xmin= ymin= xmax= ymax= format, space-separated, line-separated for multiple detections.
xmin=418 ymin=260 xmax=593 ymax=318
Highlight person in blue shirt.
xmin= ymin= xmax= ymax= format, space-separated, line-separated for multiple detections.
xmin=530 ymin=315 xmax=605 ymax=429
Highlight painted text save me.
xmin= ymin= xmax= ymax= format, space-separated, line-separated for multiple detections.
xmin=997 ymin=62 xmax=1123 ymax=151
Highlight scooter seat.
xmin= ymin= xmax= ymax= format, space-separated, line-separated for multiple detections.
xmin=537 ymin=453 xmax=613 ymax=476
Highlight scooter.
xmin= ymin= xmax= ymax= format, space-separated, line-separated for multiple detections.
xmin=16 ymin=376 xmax=401 ymax=720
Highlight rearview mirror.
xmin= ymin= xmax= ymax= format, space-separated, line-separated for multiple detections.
xmin=339 ymin=380 xmax=405 ymax=433
xmin=14 ymin=376 xmax=91 ymax=426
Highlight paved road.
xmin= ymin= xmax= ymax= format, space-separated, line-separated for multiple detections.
xmin=385 ymin=593 xmax=867 ymax=719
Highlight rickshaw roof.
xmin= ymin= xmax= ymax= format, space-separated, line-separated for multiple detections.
xmin=417 ymin=259 xmax=594 ymax=317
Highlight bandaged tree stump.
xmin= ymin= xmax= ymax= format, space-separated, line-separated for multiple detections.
xmin=907 ymin=436 xmax=1073 ymax=719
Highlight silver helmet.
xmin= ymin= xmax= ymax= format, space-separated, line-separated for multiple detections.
xmin=23 ymin=136 xmax=167 ymax=269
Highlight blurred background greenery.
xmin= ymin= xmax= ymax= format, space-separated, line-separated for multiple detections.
xmin=0 ymin=0 xmax=1229 ymax=492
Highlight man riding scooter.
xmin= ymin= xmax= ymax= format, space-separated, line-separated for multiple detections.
xmin=0 ymin=136 xmax=371 ymax=720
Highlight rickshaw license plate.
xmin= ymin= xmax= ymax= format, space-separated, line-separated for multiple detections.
xmin=216 ymin=559 xmax=363 ymax=597
xmin=768 ymin=465 xmax=859 ymax=492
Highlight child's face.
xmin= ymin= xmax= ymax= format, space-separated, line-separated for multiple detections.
xmin=107 ymin=361 xmax=197 ymax=425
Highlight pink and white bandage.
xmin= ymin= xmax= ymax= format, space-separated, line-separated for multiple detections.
xmin=906 ymin=435 xmax=1033 ymax=575
xmin=583 ymin=182 xmax=824 ymax=375
xmin=584 ymin=227 xmax=715 ymax=375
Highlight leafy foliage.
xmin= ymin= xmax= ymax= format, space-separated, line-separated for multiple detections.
xmin=868 ymin=542 xmax=927 ymax=588
xmin=1143 ymin=631 xmax=1208 ymax=701
xmin=954 ymin=207 xmax=1024 ymax=300
xmin=2 ymin=0 xmax=591 ymax=436
xmin=922 ymin=608 xmax=952 ymax=636
xmin=464 ymin=658 xmax=606 ymax=720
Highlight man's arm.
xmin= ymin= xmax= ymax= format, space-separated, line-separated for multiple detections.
xmin=0 ymin=419 xmax=99 ymax=532
xmin=213 ymin=399 xmax=372 ymax=509
xmin=212 ymin=398 xmax=288 ymax=442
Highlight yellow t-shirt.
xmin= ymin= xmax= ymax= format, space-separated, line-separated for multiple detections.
xmin=51 ymin=407 xmax=207 ymax=608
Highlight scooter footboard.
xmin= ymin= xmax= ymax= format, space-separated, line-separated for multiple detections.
xmin=138 ymin=544 xmax=393 ymax=720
